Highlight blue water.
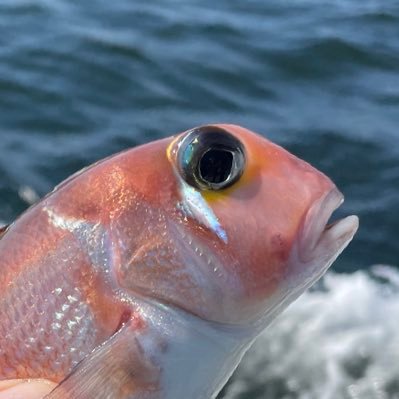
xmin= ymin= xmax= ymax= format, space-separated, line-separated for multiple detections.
xmin=0 ymin=1 xmax=398 ymax=397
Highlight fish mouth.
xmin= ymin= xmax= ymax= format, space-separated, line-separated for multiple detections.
xmin=298 ymin=188 xmax=359 ymax=264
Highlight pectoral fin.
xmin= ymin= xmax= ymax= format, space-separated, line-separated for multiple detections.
xmin=45 ymin=322 xmax=160 ymax=399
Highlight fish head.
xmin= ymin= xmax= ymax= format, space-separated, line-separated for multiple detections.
xmin=114 ymin=124 xmax=358 ymax=328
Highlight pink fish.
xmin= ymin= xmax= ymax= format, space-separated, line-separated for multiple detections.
xmin=0 ymin=125 xmax=358 ymax=398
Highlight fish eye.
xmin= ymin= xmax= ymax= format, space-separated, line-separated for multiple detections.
xmin=177 ymin=126 xmax=246 ymax=191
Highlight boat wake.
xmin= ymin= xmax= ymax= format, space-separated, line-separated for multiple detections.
xmin=222 ymin=267 xmax=399 ymax=399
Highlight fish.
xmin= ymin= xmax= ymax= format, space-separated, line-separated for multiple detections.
xmin=0 ymin=124 xmax=358 ymax=399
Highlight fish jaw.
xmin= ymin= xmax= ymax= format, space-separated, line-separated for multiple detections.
xmin=249 ymin=189 xmax=359 ymax=329
xmin=288 ymin=188 xmax=359 ymax=293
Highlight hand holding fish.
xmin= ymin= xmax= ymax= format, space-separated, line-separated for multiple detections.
xmin=0 ymin=379 xmax=55 ymax=399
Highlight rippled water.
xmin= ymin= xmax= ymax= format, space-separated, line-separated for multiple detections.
xmin=0 ymin=1 xmax=398 ymax=398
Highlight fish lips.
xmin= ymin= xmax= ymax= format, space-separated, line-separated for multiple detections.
xmin=298 ymin=188 xmax=359 ymax=267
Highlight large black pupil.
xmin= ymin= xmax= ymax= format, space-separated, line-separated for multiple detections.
xmin=199 ymin=148 xmax=233 ymax=184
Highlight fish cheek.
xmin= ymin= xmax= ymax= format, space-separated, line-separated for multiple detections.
xmin=110 ymin=197 xmax=241 ymax=321
xmin=111 ymin=208 xmax=203 ymax=313
xmin=118 ymin=236 xmax=207 ymax=312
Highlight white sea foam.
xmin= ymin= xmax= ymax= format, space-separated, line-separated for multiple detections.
xmin=18 ymin=185 xmax=40 ymax=205
xmin=223 ymin=267 xmax=399 ymax=399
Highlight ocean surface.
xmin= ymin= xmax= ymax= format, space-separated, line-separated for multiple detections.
xmin=0 ymin=1 xmax=397 ymax=398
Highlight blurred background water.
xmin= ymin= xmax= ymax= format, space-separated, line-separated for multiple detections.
xmin=0 ymin=0 xmax=398 ymax=398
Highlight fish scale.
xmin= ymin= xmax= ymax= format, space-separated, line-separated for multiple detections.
xmin=0 ymin=232 xmax=101 ymax=381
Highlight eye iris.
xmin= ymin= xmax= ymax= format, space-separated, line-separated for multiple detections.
xmin=199 ymin=149 xmax=233 ymax=184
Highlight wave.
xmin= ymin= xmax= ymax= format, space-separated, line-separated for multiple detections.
xmin=221 ymin=267 xmax=399 ymax=399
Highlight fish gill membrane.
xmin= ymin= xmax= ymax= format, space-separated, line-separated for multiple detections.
xmin=221 ymin=266 xmax=399 ymax=399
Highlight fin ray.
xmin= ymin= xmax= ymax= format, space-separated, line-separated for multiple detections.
xmin=45 ymin=322 xmax=159 ymax=399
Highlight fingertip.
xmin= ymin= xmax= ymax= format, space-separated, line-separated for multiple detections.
xmin=0 ymin=379 xmax=56 ymax=399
